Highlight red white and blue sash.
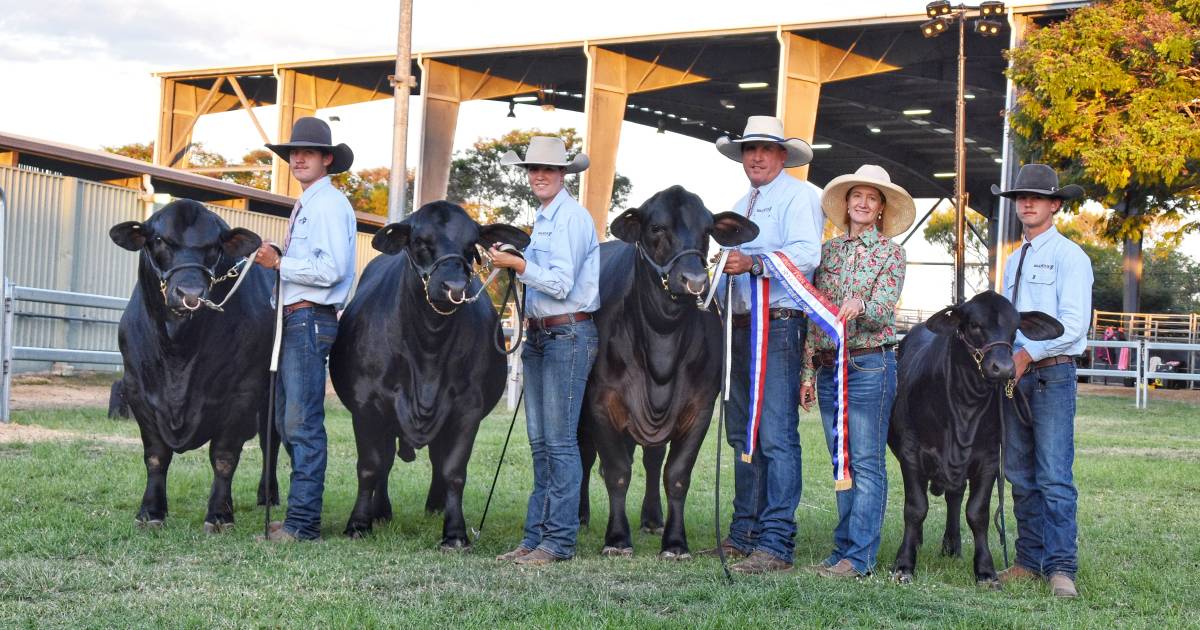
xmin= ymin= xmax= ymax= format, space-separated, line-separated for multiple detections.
xmin=748 ymin=251 xmax=852 ymax=491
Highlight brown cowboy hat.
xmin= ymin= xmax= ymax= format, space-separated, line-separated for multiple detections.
xmin=821 ymin=164 xmax=916 ymax=238
xmin=266 ymin=117 xmax=354 ymax=174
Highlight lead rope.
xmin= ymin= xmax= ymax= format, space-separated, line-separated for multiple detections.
xmin=264 ymin=259 xmax=284 ymax=538
xmin=994 ymin=386 xmax=1011 ymax=569
xmin=714 ymin=275 xmax=734 ymax=582
xmin=472 ymin=388 xmax=523 ymax=543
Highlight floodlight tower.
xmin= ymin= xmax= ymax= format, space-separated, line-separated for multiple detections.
xmin=921 ymin=1 xmax=1007 ymax=305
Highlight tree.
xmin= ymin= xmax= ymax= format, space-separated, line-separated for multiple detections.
xmin=222 ymin=149 xmax=273 ymax=191
xmin=446 ymin=128 xmax=632 ymax=227
xmin=922 ymin=204 xmax=990 ymax=293
xmin=332 ymin=167 xmax=413 ymax=217
xmin=103 ymin=142 xmax=153 ymax=162
xmin=1007 ymin=0 xmax=1200 ymax=312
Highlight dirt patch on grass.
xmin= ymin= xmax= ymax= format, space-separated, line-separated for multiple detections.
xmin=1078 ymin=446 xmax=1200 ymax=461
xmin=9 ymin=374 xmax=115 ymax=411
xmin=1078 ymin=382 xmax=1200 ymax=403
xmin=0 ymin=422 xmax=139 ymax=446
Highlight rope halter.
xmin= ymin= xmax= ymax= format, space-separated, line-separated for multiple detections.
xmin=636 ymin=242 xmax=709 ymax=305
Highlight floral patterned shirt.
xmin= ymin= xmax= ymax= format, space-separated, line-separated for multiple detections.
xmin=800 ymin=225 xmax=906 ymax=383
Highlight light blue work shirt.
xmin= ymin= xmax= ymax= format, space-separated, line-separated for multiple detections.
xmin=280 ymin=176 xmax=357 ymax=308
xmin=518 ymin=188 xmax=600 ymax=318
xmin=1003 ymin=225 xmax=1093 ymax=360
xmin=719 ymin=172 xmax=824 ymax=314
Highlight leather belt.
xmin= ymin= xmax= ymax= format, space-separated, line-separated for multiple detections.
xmin=1030 ymin=354 xmax=1073 ymax=370
xmin=813 ymin=345 xmax=895 ymax=369
xmin=731 ymin=308 xmax=805 ymax=329
xmin=283 ymin=300 xmax=334 ymax=317
xmin=527 ymin=311 xmax=592 ymax=331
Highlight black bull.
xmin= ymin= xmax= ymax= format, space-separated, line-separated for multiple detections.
xmin=329 ymin=201 xmax=528 ymax=549
xmin=888 ymin=291 xmax=1062 ymax=585
xmin=579 ymin=185 xmax=757 ymax=558
xmin=109 ymin=199 xmax=278 ymax=531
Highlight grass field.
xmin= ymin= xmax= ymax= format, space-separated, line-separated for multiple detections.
xmin=1 ymin=394 xmax=1197 ymax=628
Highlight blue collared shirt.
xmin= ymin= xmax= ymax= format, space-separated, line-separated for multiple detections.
xmin=1003 ymin=225 xmax=1093 ymax=360
xmin=720 ymin=172 xmax=824 ymax=313
xmin=280 ymin=176 xmax=357 ymax=308
xmin=518 ymin=188 xmax=600 ymax=318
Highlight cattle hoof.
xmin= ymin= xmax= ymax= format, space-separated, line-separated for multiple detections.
xmin=136 ymin=518 xmax=164 ymax=530
xmin=344 ymin=524 xmax=372 ymax=539
xmin=891 ymin=570 xmax=914 ymax=584
xmin=439 ymin=540 xmax=471 ymax=553
xmin=640 ymin=526 xmax=665 ymax=535
xmin=203 ymin=521 xmax=234 ymax=534
xmin=658 ymin=550 xmax=692 ymax=562
xmin=976 ymin=578 xmax=1001 ymax=591
xmin=601 ymin=546 xmax=634 ymax=558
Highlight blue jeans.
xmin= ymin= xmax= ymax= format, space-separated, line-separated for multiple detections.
xmin=275 ymin=306 xmax=338 ymax=540
xmin=520 ymin=319 xmax=599 ymax=559
xmin=816 ymin=350 xmax=896 ymax=575
xmin=724 ymin=317 xmax=805 ymax=564
xmin=1006 ymin=361 xmax=1078 ymax=579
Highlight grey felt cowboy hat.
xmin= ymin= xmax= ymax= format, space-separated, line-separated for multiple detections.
xmin=991 ymin=164 xmax=1084 ymax=201
xmin=500 ymin=136 xmax=590 ymax=173
xmin=715 ymin=115 xmax=814 ymax=168
xmin=266 ymin=117 xmax=354 ymax=174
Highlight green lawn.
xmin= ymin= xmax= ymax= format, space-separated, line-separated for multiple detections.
xmin=1 ymin=395 xmax=1197 ymax=628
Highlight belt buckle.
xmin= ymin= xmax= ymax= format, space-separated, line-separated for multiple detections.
xmin=777 ymin=309 xmax=791 ymax=320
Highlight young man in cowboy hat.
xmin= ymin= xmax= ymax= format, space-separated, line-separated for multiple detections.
xmin=253 ymin=116 xmax=358 ymax=542
xmin=993 ymin=163 xmax=1093 ymax=597
xmin=708 ymin=115 xmax=824 ymax=573
xmin=488 ymin=136 xmax=600 ymax=565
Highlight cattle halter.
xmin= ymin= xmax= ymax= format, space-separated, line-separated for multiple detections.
xmin=956 ymin=332 xmax=1018 ymax=399
xmin=635 ymin=242 xmax=708 ymax=305
xmin=144 ymin=252 xmax=249 ymax=313
xmin=407 ymin=246 xmax=521 ymax=317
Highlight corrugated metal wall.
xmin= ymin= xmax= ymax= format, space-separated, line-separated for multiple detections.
xmin=1 ymin=166 xmax=380 ymax=371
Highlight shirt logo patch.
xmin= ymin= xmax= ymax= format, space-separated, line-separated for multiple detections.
xmin=1033 ymin=263 xmax=1053 ymax=270
xmin=299 ymin=217 xmax=308 ymax=224
xmin=752 ymin=206 xmax=773 ymax=217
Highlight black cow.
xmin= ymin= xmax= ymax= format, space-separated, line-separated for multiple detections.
xmin=329 ymin=200 xmax=529 ymax=549
xmin=888 ymin=290 xmax=1062 ymax=586
xmin=579 ymin=185 xmax=757 ymax=559
xmin=109 ymin=199 xmax=277 ymax=531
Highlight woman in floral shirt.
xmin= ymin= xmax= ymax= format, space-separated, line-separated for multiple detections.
xmin=799 ymin=164 xmax=914 ymax=579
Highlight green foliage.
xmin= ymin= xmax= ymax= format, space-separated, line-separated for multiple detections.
xmin=0 ymin=396 xmax=1197 ymax=626
xmin=1082 ymin=241 xmax=1200 ymax=312
xmin=921 ymin=205 xmax=990 ymax=290
xmin=1007 ymin=0 xmax=1200 ymax=239
xmin=446 ymin=128 xmax=632 ymax=227
xmin=102 ymin=142 xmax=153 ymax=163
xmin=331 ymin=167 xmax=413 ymax=217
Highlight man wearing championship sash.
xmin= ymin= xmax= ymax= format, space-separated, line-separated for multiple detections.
xmin=704 ymin=116 xmax=823 ymax=574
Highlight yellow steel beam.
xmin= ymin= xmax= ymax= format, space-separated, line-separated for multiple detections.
xmin=227 ymin=75 xmax=272 ymax=146
xmin=777 ymin=32 xmax=899 ymax=180
xmin=155 ymin=77 xmax=241 ymax=168
xmin=0 ymin=150 xmax=17 ymax=167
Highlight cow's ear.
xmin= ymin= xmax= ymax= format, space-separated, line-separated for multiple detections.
xmin=925 ymin=306 xmax=960 ymax=335
xmin=710 ymin=211 xmax=759 ymax=247
xmin=109 ymin=221 xmax=154 ymax=251
xmin=372 ymin=222 xmax=411 ymax=255
xmin=220 ymin=228 xmax=262 ymax=258
xmin=610 ymin=208 xmax=642 ymax=243
xmin=478 ymin=223 xmax=531 ymax=252
xmin=1018 ymin=311 xmax=1064 ymax=341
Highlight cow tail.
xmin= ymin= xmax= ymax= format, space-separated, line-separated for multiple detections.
xmin=107 ymin=380 xmax=130 ymax=419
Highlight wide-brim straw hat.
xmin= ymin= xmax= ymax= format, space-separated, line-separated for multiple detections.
xmin=500 ymin=136 xmax=589 ymax=174
xmin=991 ymin=163 xmax=1084 ymax=201
xmin=715 ymin=115 xmax=813 ymax=168
xmin=821 ymin=164 xmax=916 ymax=238
xmin=265 ymin=116 xmax=354 ymax=174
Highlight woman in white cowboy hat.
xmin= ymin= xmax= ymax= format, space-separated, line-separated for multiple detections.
xmin=488 ymin=136 xmax=599 ymax=566
xmin=799 ymin=164 xmax=914 ymax=578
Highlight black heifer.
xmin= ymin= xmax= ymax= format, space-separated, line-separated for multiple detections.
xmin=329 ymin=200 xmax=528 ymax=549
xmin=110 ymin=199 xmax=276 ymax=532
xmin=888 ymin=290 xmax=1062 ymax=585
xmin=579 ymin=185 xmax=757 ymax=559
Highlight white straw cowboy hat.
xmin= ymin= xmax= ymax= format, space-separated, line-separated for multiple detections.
xmin=265 ymin=116 xmax=354 ymax=174
xmin=991 ymin=163 xmax=1084 ymax=201
xmin=715 ymin=115 xmax=814 ymax=168
xmin=500 ymin=136 xmax=590 ymax=174
xmin=821 ymin=164 xmax=916 ymax=238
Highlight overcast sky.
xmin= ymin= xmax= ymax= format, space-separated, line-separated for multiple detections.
xmin=1 ymin=0 xmax=1170 ymax=310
